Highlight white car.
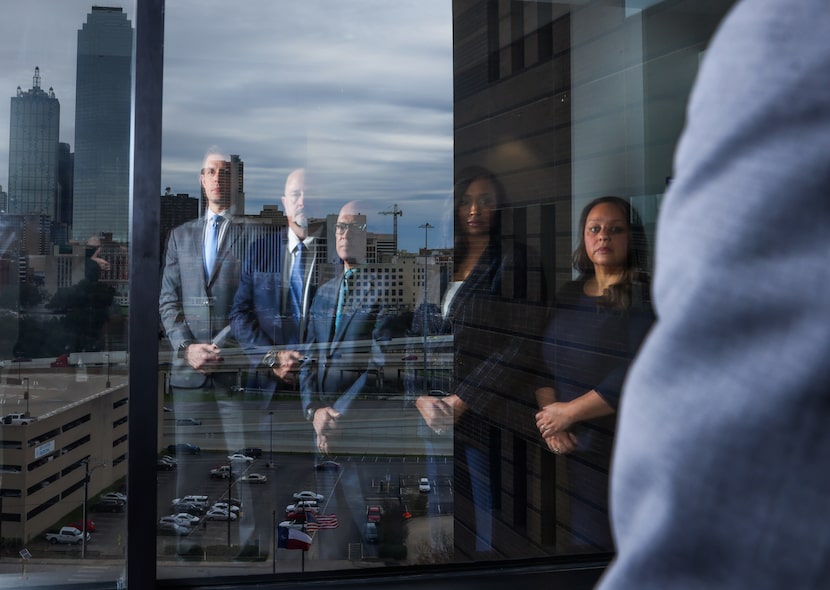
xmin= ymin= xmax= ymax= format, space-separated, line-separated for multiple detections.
xmin=239 ymin=473 xmax=267 ymax=484
xmin=292 ymin=490 xmax=324 ymax=502
xmin=158 ymin=517 xmax=192 ymax=535
xmin=211 ymin=502 xmax=240 ymax=514
xmin=278 ymin=520 xmax=306 ymax=531
xmin=227 ymin=453 xmax=254 ymax=464
xmin=418 ymin=477 xmax=431 ymax=493
xmin=101 ymin=492 xmax=127 ymax=503
xmin=205 ymin=508 xmax=237 ymax=521
xmin=171 ymin=513 xmax=200 ymax=526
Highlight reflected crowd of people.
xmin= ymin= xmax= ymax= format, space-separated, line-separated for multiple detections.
xmin=158 ymin=152 xmax=655 ymax=560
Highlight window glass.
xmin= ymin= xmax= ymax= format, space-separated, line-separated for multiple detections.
xmin=0 ymin=2 xmax=135 ymax=587
xmin=157 ymin=1 xmax=733 ymax=580
xmin=0 ymin=0 xmax=735 ymax=587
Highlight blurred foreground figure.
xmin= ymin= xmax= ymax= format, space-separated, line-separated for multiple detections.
xmin=599 ymin=1 xmax=830 ymax=589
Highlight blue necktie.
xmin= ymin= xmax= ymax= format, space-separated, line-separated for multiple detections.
xmin=335 ymin=269 xmax=354 ymax=332
xmin=288 ymin=242 xmax=306 ymax=319
xmin=204 ymin=216 xmax=221 ymax=279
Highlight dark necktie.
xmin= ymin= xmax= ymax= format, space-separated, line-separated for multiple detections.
xmin=288 ymin=242 xmax=306 ymax=320
xmin=204 ymin=216 xmax=221 ymax=279
xmin=335 ymin=269 xmax=355 ymax=332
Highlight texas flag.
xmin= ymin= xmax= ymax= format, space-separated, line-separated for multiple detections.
xmin=277 ymin=525 xmax=312 ymax=551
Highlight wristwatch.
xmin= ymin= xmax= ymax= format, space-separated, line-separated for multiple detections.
xmin=304 ymin=404 xmax=322 ymax=422
xmin=263 ymin=350 xmax=280 ymax=368
xmin=177 ymin=340 xmax=193 ymax=359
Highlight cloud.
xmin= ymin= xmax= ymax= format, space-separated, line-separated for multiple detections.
xmin=0 ymin=0 xmax=453 ymax=251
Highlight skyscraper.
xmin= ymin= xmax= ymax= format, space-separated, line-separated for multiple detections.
xmin=72 ymin=6 xmax=133 ymax=243
xmin=7 ymin=67 xmax=60 ymax=218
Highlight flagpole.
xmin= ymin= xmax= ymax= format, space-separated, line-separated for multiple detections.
xmin=272 ymin=510 xmax=276 ymax=574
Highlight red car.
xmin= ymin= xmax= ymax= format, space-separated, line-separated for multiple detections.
xmin=69 ymin=519 xmax=96 ymax=533
xmin=366 ymin=506 xmax=382 ymax=523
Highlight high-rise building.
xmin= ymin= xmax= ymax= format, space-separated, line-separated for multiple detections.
xmin=159 ymin=191 xmax=198 ymax=262
xmin=72 ymin=6 xmax=133 ymax=243
xmin=7 ymin=67 xmax=60 ymax=219
xmin=229 ymin=154 xmax=245 ymax=214
xmin=197 ymin=153 xmax=245 ymax=216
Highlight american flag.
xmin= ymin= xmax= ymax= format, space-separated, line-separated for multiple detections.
xmin=305 ymin=512 xmax=339 ymax=530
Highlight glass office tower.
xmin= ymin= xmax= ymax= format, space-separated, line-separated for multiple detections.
xmin=72 ymin=6 xmax=133 ymax=243
xmin=7 ymin=67 xmax=60 ymax=218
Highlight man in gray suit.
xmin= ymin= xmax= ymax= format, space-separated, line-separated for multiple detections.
xmin=599 ymin=2 xmax=830 ymax=588
xmin=159 ymin=149 xmax=244 ymax=450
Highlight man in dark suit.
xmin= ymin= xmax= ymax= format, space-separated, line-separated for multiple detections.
xmin=300 ymin=201 xmax=397 ymax=551
xmin=300 ymin=200 xmax=395 ymax=455
xmin=230 ymin=168 xmax=325 ymax=392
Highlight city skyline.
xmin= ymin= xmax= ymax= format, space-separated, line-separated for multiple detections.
xmin=0 ymin=1 xmax=454 ymax=252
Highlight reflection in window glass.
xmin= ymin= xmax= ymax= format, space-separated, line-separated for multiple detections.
xmin=155 ymin=0 xmax=734 ymax=581
xmin=1 ymin=0 xmax=736 ymax=587
xmin=0 ymin=2 xmax=134 ymax=587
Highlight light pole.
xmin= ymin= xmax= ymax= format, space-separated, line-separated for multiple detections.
xmin=105 ymin=352 xmax=111 ymax=388
xmin=22 ymin=377 xmax=29 ymax=416
xmin=81 ymin=458 xmax=106 ymax=558
xmin=419 ymin=222 xmax=433 ymax=393
xmin=268 ymin=411 xmax=274 ymax=468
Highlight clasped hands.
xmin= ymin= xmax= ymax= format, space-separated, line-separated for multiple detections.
xmin=415 ymin=394 xmax=465 ymax=436
xmin=535 ymin=402 xmax=577 ymax=455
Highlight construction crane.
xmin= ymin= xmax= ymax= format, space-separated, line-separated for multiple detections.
xmin=378 ymin=203 xmax=403 ymax=253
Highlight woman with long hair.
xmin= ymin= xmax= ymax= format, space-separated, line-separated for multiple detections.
xmin=409 ymin=166 xmax=533 ymax=557
xmin=535 ymin=196 xmax=654 ymax=550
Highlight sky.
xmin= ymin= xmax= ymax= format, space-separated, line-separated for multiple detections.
xmin=0 ymin=0 xmax=455 ymax=252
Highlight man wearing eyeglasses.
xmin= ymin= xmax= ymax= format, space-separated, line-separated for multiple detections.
xmin=301 ymin=201 xmax=395 ymax=455
xmin=160 ymin=148 xmax=245 ymax=496
xmin=300 ymin=202 xmax=398 ymax=552
xmin=161 ymin=149 xmax=243 ymax=391
xmin=230 ymin=168 xmax=323 ymax=391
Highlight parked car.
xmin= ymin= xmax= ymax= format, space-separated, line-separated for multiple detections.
xmin=285 ymin=502 xmax=318 ymax=515
xmin=211 ymin=502 xmax=240 ymax=514
xmin=176 ymin=417 xmax=202 ymax=426
xmin=284 ymin=510 xmax=307 ymax=523
xmin=69 ymin=519 xmax=96 ymax=533
xmin=232 ymin=447 xmax=263 ymax=458
xmin=169 ymin=513 xmax=200 ymax=527
xmin=93 ymin=498 xmax=125 ymax=513
xmin=158 ymin=518 xmax=192 ymax=536
xmin=238 ymin=473 xmax=267 ymax=484
xmin=2 ymin=412 xmax=36 ymax=425
xmin=157 ymin=459 xmax=175 ymax=471
xmin=293 ymin=491 xmax=324 ymax=502
xmin=363 ymin=522 xmax=379 ymax=544
xmin=101 ymin=492 xmax=127 ymax=502
xmin=209 ymin=465 xmax=231 ymax=479
xmin=172 ymin=495 xmax=209 ymax=508
xmin=46 ymin=526 xmax=90 ymax=545
xmin=418 ymin=477 xmax=431 ymax=493
xmin=167 ymin=443 xmax=201 ymax=455
xmin=205 ymin=508 xmax=237 ymax=521
xmin=173 ymin=502 xmax=205 ymax=516
xmin=227 ymin=453 xmax=254 ymax=464
xmin=366 ymin=505 xmax=382 ymax=523
xmin=278 ymin=520 xmax=305 ymax=531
